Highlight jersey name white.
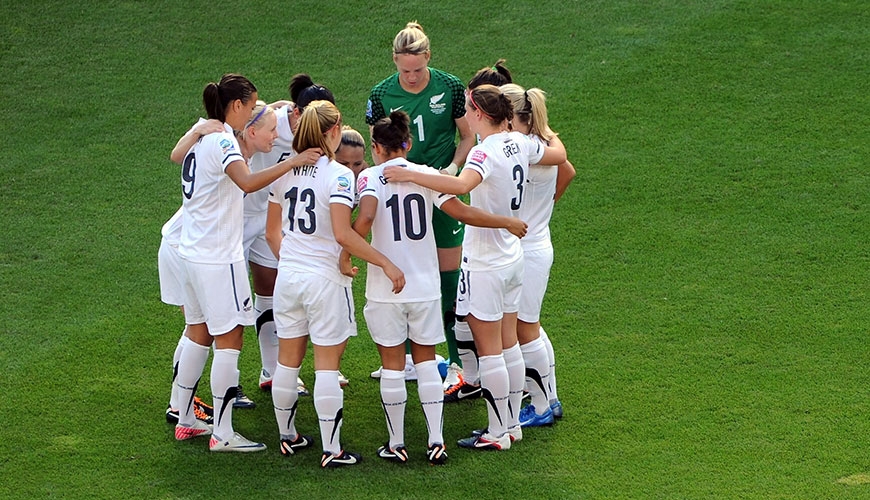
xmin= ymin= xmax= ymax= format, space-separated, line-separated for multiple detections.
xmin=268 ymin=156 xmax=355 ymax=285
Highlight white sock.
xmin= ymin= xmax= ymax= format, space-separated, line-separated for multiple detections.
xmin=415 ymin=360 xmax=444 ymax=446
xmin=478 ymin=354 xmax=509 ymax=437
xmin=314 ymin=370 xmax=343 ymax=454
xmin=540 ymin=327 xmax=558 ymax=402
xmin=503 ymin=343 xmax=525 ymax=428
xmin=254 ymin=294 xmax=278 ymax=380
xmin=175 ymin=339 xmax=210 ymax=426
xmin=272 ymin=363 xmax=301 ymax=439
xmin=520 ymin=337 xmax=550 ymax=413
xmin=169 ymin=331 xmax=188 ymax=410
xmin=380 ymin=369 xmax=406 ymax=449
xmin=211 ymin=348 xmax=241 ymax=439
xmin=454 ymin=320 xmax=479 ymax=384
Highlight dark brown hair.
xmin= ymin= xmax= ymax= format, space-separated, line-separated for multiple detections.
xmin=468 ymin=84 xmax=513 ymax=125
xmin=372 ymin=110 xmax=411 ymax=153
xmin=202 ymin=73 xmax=257 ymax=122
xmin=289 ymin=73 xmax=335 ymax=111
xmin=468 ymin=59 xmax=513 ymax=89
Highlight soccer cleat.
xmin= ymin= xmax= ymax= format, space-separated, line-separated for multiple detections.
xmin=371 ymin=355 xmax=421 ymax=381
xmin=437 ymin=357 xmax=449 ymax=379
xmin=297 ymin=376 xmax=309 ymax=396
xmin=426 ymin=443 xmax=448 ymax=465
xmin=259 ymin=369 xmax=273 ymax=391
xmin=194 ymin=396 xmax=214 ymax=417
xmin=321 ymin=450 xmax=362 ymax=468
xmin=166 ymin=402 xmax=214 ymax=425
xmin=175 ymin=420 xmax=212 ymax=441
xmin=209 ymin=432 xmax=267 ymax=452
xmin=233 ymin=385 xmax=256 ymax=409
xmin=457 ymin=431 xmax=511 ymax=451
xmin=550 ymin=400 xmax=563 ymax=419
xmin=442 ymin=362 xmax=463 ymax=390
xmin=338 ymin=371 xmax=349 ymax=387
xmin=472 ymin=425 xmax=522 ymax=443
xmin=518 ymin=404 xmax=555 ymax=427
xmin=377 ymin=443 xmax=409 ymax=463
xmin=443 ymin=380 xmax=482 ymax=403
xmin=279 ymin=434 xmax=314 ymax=456
xmin=192 ymin=402 xmax=214 ymax=425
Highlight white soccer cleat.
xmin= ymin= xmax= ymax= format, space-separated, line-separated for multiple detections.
xmin=259 ymin=369 xmax=273 ymax=391
xmin=175 ymin=419 xmax=212 ymax=441
xmin=442 ymin=362 xmax=463 ymax=390
xmin=209 ymin=432 xmax=267 ymax=453
xmin=296 ymin=376 xmax=309 ymax=396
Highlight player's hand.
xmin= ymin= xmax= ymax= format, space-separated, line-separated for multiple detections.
xmin=194 ymin=119 xmax=224 ymax=136
xmin=340 ymin=261 xmax=359 ymax=278
xmin=382 ymin=165 xmax=413 ymax=183
xmin=383 ymin=263 xmax=406 ymax=294
xmin=287 ymin=148 xmax=322 ymax=167
xmin=441 ymin=162 xmax=459 ymax=176
xmin=506 ymin=218 xmax=528 ymax=238
xmin=338 ymin=251 xmax=359 ymax=278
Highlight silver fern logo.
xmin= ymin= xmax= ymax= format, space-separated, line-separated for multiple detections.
xmin=429 ymin=92 xmax=446 ymax=114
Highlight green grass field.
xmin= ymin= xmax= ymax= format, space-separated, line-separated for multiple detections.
xmin=2 ymin=0 xmax=869 ymax=498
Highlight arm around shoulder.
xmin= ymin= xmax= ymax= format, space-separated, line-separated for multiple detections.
xmin=539 ymin=134 xmax=567 ymax=166
xmin=439 ymin=198 xmax=528 ymax=238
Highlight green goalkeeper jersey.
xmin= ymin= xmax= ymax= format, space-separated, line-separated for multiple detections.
xmin=366 ymin=67 xmax=466 ymax=170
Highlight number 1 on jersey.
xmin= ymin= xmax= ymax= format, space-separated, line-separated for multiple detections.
xmin=413 ymin=114 xmax=425 ymax=142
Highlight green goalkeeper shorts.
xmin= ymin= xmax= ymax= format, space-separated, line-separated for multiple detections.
xmin=433 ymin=205 xmax=464 ymax=248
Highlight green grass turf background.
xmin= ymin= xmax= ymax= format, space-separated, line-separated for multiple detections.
xmin=1 ymin=0 xmax=869 ymax=498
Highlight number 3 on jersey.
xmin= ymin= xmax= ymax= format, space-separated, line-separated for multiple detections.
xmin=284 ymin=187 xmax=316 ymax=234
xmin=510 ymin=164 xmax=524 ymax=210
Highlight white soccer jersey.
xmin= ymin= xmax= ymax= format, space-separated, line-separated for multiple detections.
xmin=461 ymin=131 xmax=543 ymax=270
xmin=245 ymin=105 xmax=294 ymax=217
xmin=268 ymin=155 xmax=356 ymax=286
xmin=518 ymin=134 xmax=557 ymax=252
xmin=357 ymin=158 xmax=448 ymax=303
xmin=161 ymin=206 xmax=183 ymax=246
xmin=179 ymin=122 xmax=246 ymax=264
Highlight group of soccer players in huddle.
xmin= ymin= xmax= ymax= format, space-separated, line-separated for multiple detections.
xmin=159 ymin=21 xmax=576 ymax=468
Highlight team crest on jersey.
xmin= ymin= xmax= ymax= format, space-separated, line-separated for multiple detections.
xmin=219 ymin=138 xmax=234 ymax=154
xmin=429 ymin=92 xmax=446 ymax=115
xmin=337 ymin=176 xmax=351 ymax=193
xmin=357 ymin=176 xmax=368 ymax=192
xmin=470 ymin=149 xmax=487 ymax=164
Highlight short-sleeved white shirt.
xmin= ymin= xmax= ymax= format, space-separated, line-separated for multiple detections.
xmin=179 ymin=122 xmax=246 ymax=264
xmin=357 ymin=158 xmax=449 ymax=303
xmin=268 ymin=155 xmax=356 ymax=286
xmin=245 ymin=106 xmax=294 ymax=217
xmin=519 ymin=134 xmax=557 ymax=252
xmin=461 ymin=131 xmax=543 ymax=270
